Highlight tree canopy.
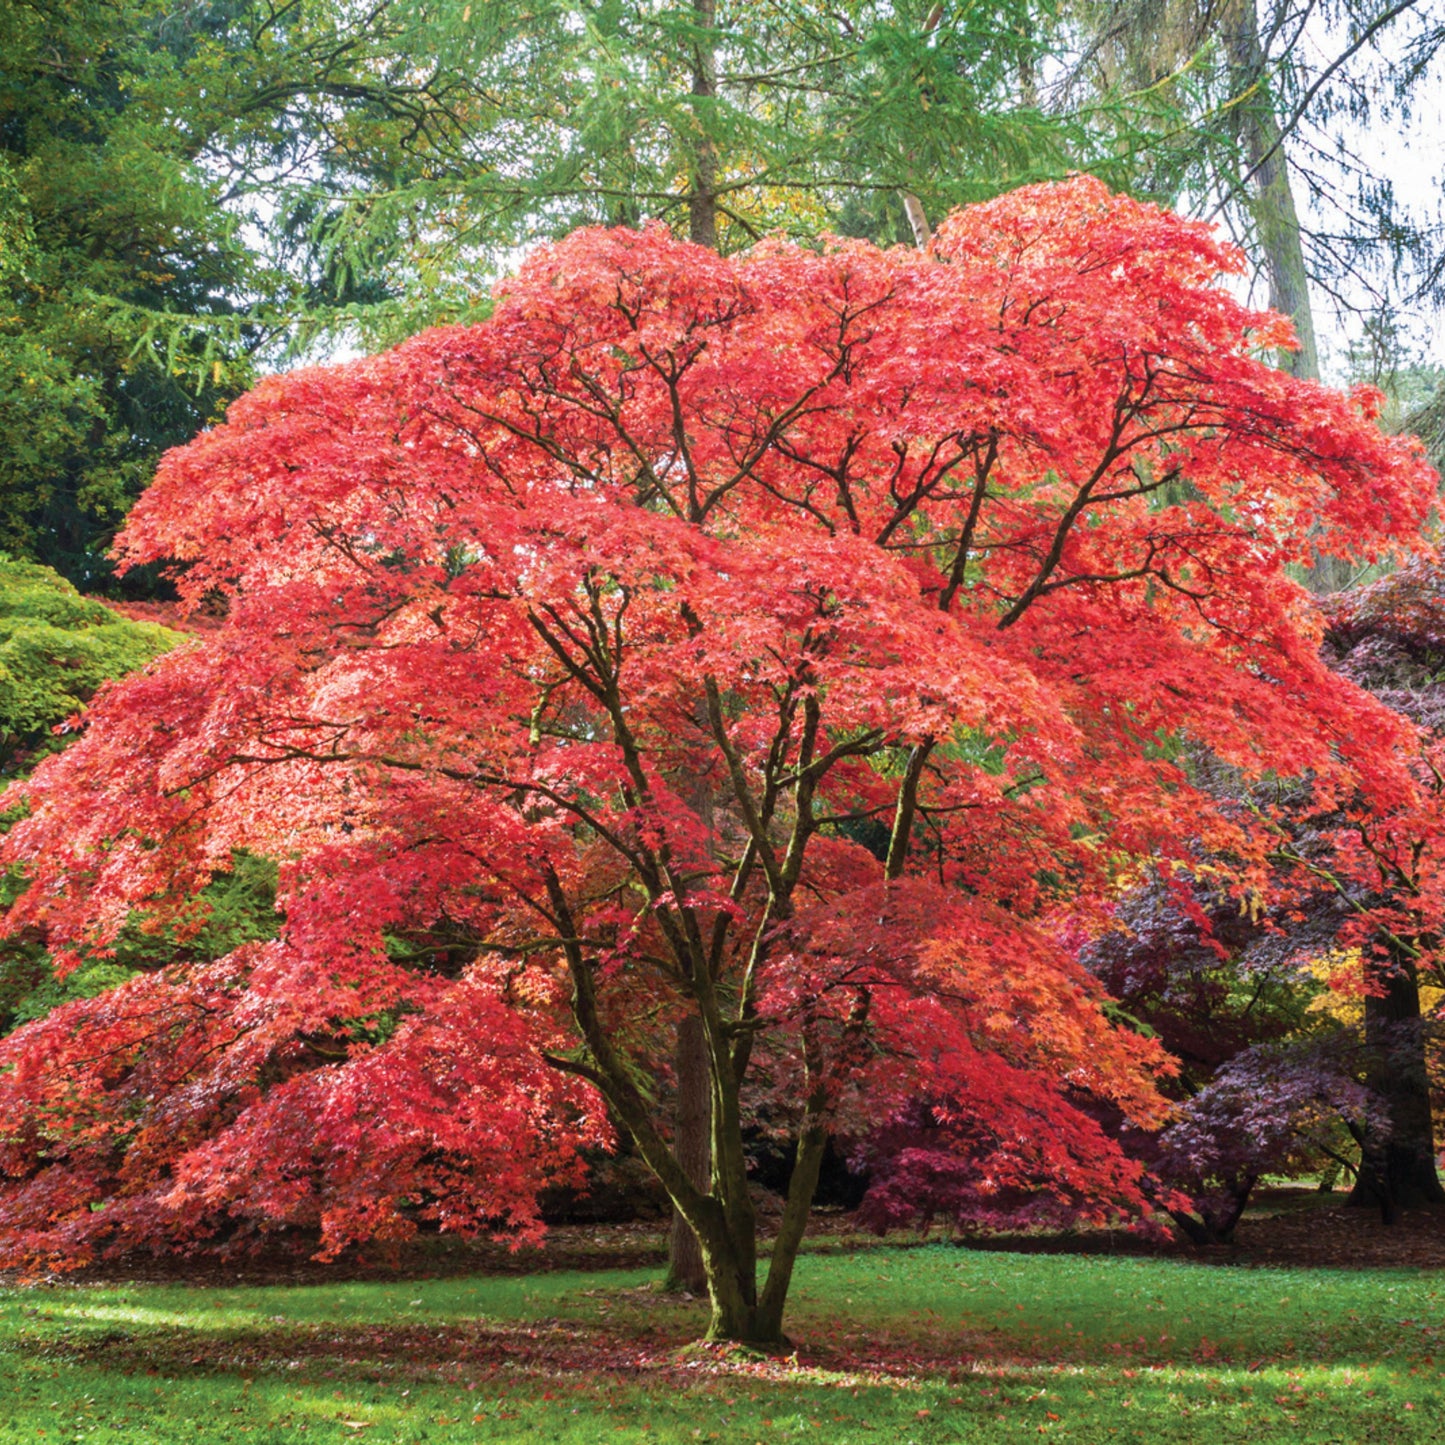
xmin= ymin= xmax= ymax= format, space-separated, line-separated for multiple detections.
xmin=0 ymin=178 xmax=1434 ymax=1341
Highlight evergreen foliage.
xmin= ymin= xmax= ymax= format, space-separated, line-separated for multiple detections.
xmin=0 ymin=556 xmax=177 ymax=774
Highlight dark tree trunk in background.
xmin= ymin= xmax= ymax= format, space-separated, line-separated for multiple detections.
xmin=1348 ymin=955 xmax=1445 ymax=1217
xmin=1169 ymin=1174 xmax=1258 ymax=1245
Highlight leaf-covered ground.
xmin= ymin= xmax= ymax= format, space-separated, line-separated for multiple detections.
xmin=13 ymin=1192 xmax=1442 ymax=1292
xmin=3 ymin=1221 xmax=1443 ymax=1443
xmin=1206 ymin=1197 xmax=1445 ymax=1270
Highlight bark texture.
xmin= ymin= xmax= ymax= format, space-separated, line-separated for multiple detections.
xmin=1348 ymin=959 xmax=1445 ymax=1217
xmin=687 ymin=0 xmax=719 ymax=251
xmin=666 ymin=1014 xmax=711 ymax=1293
xmin=1224 ymin=0 xmax=1320 ymax=383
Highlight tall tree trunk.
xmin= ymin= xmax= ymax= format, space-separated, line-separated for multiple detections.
xmin=666 ymin=1013 xmax=710 ymax=1292
xmin=1348 ymin=954 xmax=1445 ymax=1215
xmin=666 ymin=0 xmax=720 ymax=1294
xmin=1223 ymin=0 xmax=1320 ymax=383
xmin=1223 ymin=0 xmax=1348 ymax=590
xmin=688 ymin=0 xmax=719 ymax=250
xmin=899 ymin=2 xmax=944 ymax=247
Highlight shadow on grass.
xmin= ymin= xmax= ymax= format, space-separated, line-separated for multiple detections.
xmin=4 ymin=1250 xmax=1444 ymax=1445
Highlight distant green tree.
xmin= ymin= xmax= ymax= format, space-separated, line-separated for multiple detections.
xmin=269 ymin=0 xmax=1083 ymax=343
xmin=0 ymin=556 xmax=177 ymax=775
xmin=0 ymin=553 xmax=195 ymax=1036
xmin=0 ymin=1 xmax=272 ymax=587
xmin=0 ymin=561 xmax=275 ymax=1053
xmin=0 ymin=0 xmax=478 ymax=587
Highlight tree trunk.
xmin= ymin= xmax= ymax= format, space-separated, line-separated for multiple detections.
xmin=1223 ymin=1 xmax=1351 ymax=590
xmin=665 ymin=0 xmax=720 ymax=1295
xmin=666 ymin=1013 xmax=710 ymax=1292
xmin=687 ymin=0 xmax=719 ymax=250
xmin=1348 ymin=956 xmax=1445 ymax=1215
xmin=899 ymin=3 xmax=944 ymax=248
xmin=683 ymin=1123 xmax=827 ymax=1346
xmin=1223 ymin=0 xmax=1320 ymax=383
xmin=697 ymin=1224 xmax=765 ymax=1342
xmin=901 ymin=192 xmax=931 ymax=248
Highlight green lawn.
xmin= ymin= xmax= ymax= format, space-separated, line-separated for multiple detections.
xmin=2 ymin=1246 xmax=1441 ymax=1443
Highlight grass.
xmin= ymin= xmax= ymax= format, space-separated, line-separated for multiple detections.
xmin=2 ymin=1245 xmax=1442 ymax=1443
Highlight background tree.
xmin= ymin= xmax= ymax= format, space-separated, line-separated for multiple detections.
xmin=1083 ymin=551 xmax=1445 ymax=1229
xmin=0 ymin=557 xmax=177 ymax=778
xmin=0 ymin=0 xmax=509 ymax=586
xmin=1308 ymin=556 xmax=1445 ymax=1211
xmin=0 ymin=0 xmax=270 ymax=587
xmin=0 ymin=556 xmax=184 ymax=1043
xmin=1062 ymin=0 xmax=1445 ymax=388
xmin=262 ymin=0 xmax=1081 ymax=338
xmin=1084 ymin=868 xmax=1385 ymax=1240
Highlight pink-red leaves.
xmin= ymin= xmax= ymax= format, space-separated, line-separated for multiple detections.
xmin=0 ymin=178 xmax=1434 ymax=1270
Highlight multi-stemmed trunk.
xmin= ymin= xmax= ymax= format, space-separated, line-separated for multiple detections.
xmin=669 ymin=970 xmax=831 ymax=1344
xmin=582 ymin=973 xmax=832 ymax=1343
xmin=675 ymin=1082 xmax=830 ymax=1346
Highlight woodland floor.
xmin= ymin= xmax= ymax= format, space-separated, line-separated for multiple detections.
xmin=11 ymin=1187 xmax=1442 ymax=1289
xmin=1190 ymin=1192 xmax=1445 ymax=1270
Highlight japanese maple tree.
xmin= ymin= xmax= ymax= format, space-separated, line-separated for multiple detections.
xmin=1083 ymin=871 xmax=1382 ymax=1240
xmin=0 ymin=178 xmax=1434 ymax=1344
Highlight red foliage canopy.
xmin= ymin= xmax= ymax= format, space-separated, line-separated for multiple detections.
xmin=0 ymin=178 xmax=1433 ymax=1276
